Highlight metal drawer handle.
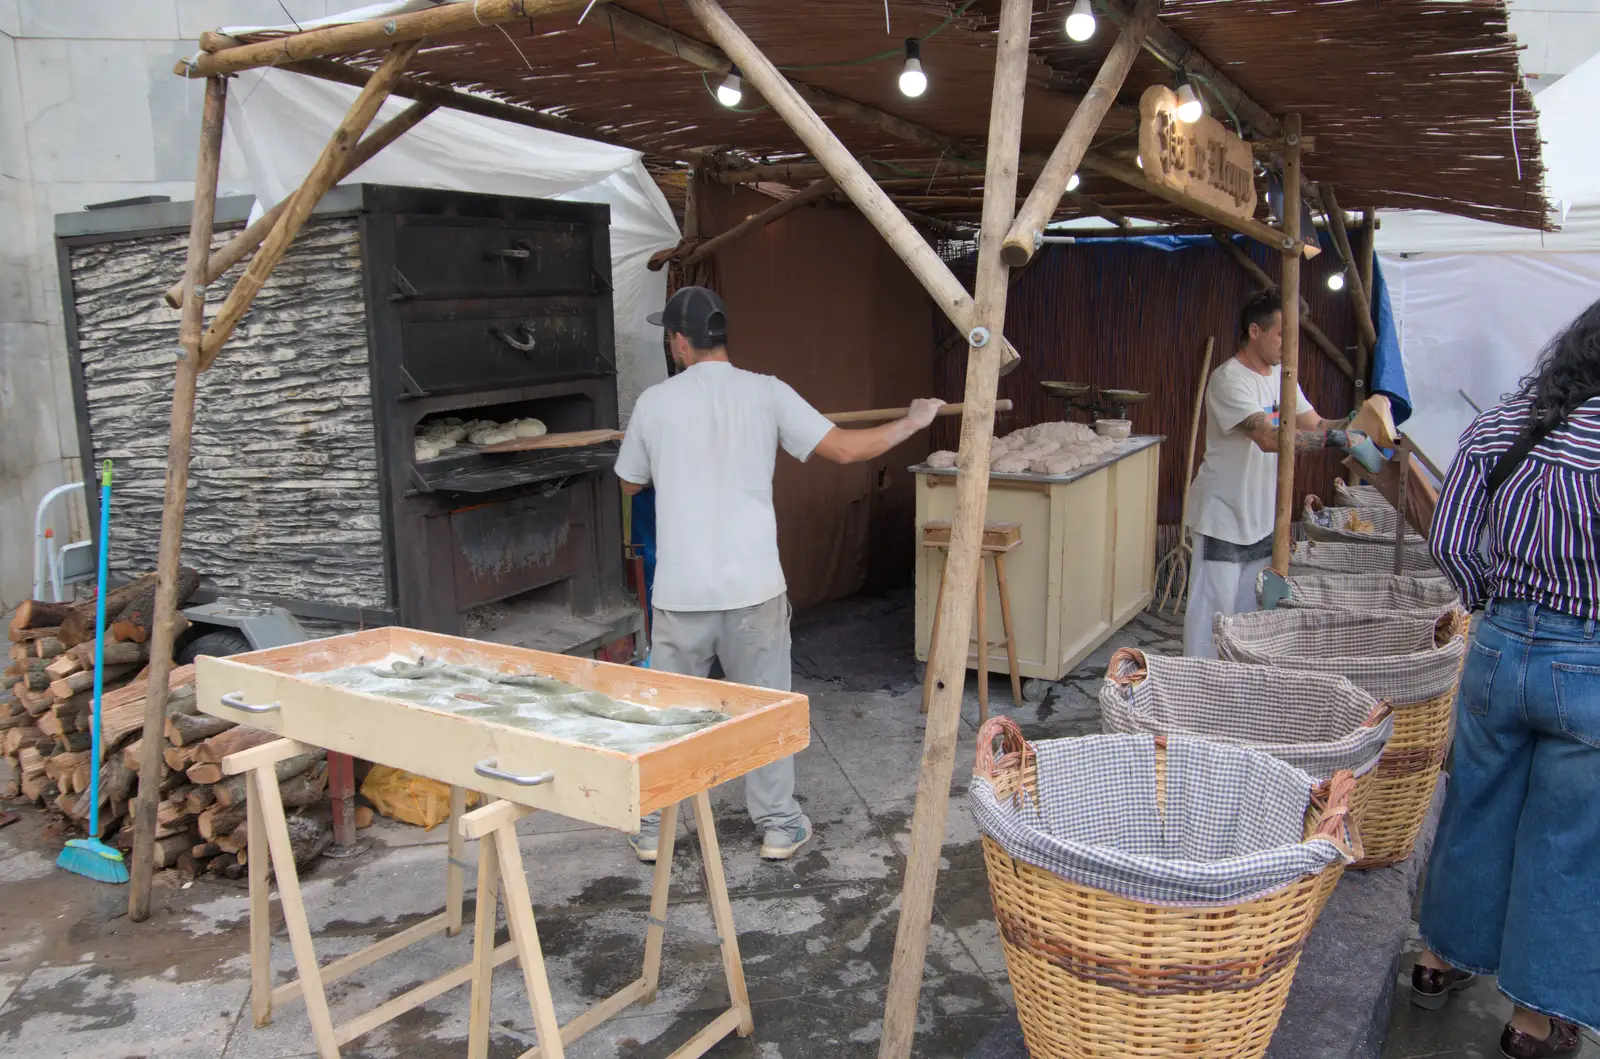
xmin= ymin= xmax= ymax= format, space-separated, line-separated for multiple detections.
xmin=486 ymin=239 xmax=535 ymax=261
xmin=475 ymin=758 xmax=554 ymax=787
xmin=221 ymin=691 xmax=282 ymax=714
xmin=488 ymin=323 xmax=537 ymax=353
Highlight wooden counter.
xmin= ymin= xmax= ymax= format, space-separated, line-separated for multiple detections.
xmin=913 ymin=436 xmax=1163 ymax=683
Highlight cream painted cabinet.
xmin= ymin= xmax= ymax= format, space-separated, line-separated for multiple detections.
xmin=914 ymin=437 xmax=1162 ymax=682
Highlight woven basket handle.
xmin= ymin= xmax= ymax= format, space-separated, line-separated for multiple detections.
xmin=1436 ymin=607 xmax=1468 ymax=647
xmin=1362 ymin=701 xmax=1394 ymax=728
xmin=1305 ymin=493 xmax=1326 ymax=514
xmin=975 ymin=715 xmax=1031 ymax=780
xmin=1310 ymin=770 xmax=1364 ymax=862
xmin=1107 ymin=647 xmax=1149 ymax=686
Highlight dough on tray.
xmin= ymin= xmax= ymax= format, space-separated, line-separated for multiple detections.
xmin=925 ymin=450 xmax=958 ymax=469
xmin=511 ymin=418 xmax=548 ymax=439
xmin=991 ymin=455 xmax=1032 ymax=473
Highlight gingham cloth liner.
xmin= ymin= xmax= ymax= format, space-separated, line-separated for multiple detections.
xmin=1214 ymin=607 xmax=1466 ymax=703
xmin=1287 ymin=539 xmax=1442 ymax=577
xmin=1260 ymin=571 xmax=1462 ymax=616
xmin=1333 ymin=480 xmax=1389 ymax=508
xmin=1098 ymin=654 xmax=1392 ymax=779
xmin=1303 ymin=501 xmax=1424 ymax=546
xmin=969 ymin=734 xmax=1349 ymax=906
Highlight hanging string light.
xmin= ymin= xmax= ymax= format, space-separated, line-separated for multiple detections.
xmin=1067 ymin=172 xmax=1081 ymax=192
xmin=1066 ymin=0 xmax=1096 ymax=42
xmin=899 ymin=38 xmax=927 ymax=97
xmin=1327 ymin=272 xmax=1346 ymax=291
xmin=1175 ymin=71 xmax=1203 ymax=123
xmin=716 ymin=66 xmax=743 ymax=107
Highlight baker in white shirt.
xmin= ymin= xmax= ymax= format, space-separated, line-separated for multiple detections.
xmin=615 ymin=286 xmax=944 ymax=861
xmin=1184 ymin=290 xmax=1365 ymax=658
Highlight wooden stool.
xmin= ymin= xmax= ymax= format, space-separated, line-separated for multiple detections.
xmin=921 ymin=520 xmax=1023 ymax=724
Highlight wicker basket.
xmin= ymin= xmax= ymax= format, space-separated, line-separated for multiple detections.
xmin=975 ymin=719 xmax=1358 ymax=1059
xmin=1101 ymin=648 xmax=1393 ymax=843
xmin=1302 ymin=495 xmax=1425 ymax=547
xmin=1287 ymin=539 xmax=1442 ymax=578
xmin=1258 ymin=571 xmax=1462 ymax=621
xmin=1215 ymin=607 xmax=1469 ymax=868
xmin=1332 ymin=477 xmax=1388 ymax=509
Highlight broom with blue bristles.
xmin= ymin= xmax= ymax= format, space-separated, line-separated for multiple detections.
xmin=58 ymin=460 xmax=129 ymax=884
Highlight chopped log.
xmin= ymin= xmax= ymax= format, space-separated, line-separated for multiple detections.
xmin=10 ymin=600 xmax=73 ymax=638
xmin=5 ymin=726 xmax=47 ymax=754
xmin=354 ymin=805 xmax=375 ymax=829
xmin=279 ymin=764 xmax=329 ymax=809
xmin=56 ymin=571 xmax=167 ymax=647
xmin=217 ymin=822 xmax=246 ymax=855
xmin=0 ymin=711 xmax=28 ymax=732
xmin=56 ymin=791 xmax=79 ymax=817
xmin=122 ymin=739 xmax=141 ymax=773
xmin=67 ymin=639 xmax=148 ymax=668
xmin=191 ymin=725 xmax=274 ymax=765
xmin=8 ymin=644 xmax=28 ymax=662
xmin=34 ymin=636 xmax=65 ymax=659
xmin=36 ymin=710 xmax=64 ymax=738
xmin=191 ymin=841 xmax=220 ymax=859
xmin=164 ymin=783 xmax=197 ymax=810
xmin=208 ymin=852 xmax=241 ymax=878
xmin=212 ymin=751 xmax=321 ymax=808
xmin=176 ymin=850 xmax=203 ymax=879
xmin=198 ymin=804 xmax=246 ymax=841
xmin=286 ymin=815 xmax=334 ymax=867
xmin=158 ymin=767 xmax=185 ymax=795
xmin=157 ymin=801 xmax=192 ymax=830
xmin=186 ymin=762 xmax=223 ymax=785
xmin=18 ymin=747 xmax=47 ymax=800
xmin=45 ymin=654 xmax=83 ymax=680
xmin=18 ymin=684 xmax=54 ymax=716
xmin=164 ymin=711 xmax=231 ymax=747
xmin=164 ymin=745 xmax=196 ymax=772
xmin=183 ymin=784 xmax=217 ymax=816
xmin=56 ymin=731 xmax=92 ymax=753
xmin=44 ymin=749 xmax=88 ymax=782
xmin=49 ymin=663 xmax=137 ymax=700
xmin=166 ymin=682 xmax=198 ymax=717
xmin=104 ymin=666 xmax=197 ymax=748
xmin=73 ymin=757 xmax=133 ymax=834
xmin=107 ymin=567 xmax=200 ymax=646
xmin=151 ymin=833 xmax=191 ymax=869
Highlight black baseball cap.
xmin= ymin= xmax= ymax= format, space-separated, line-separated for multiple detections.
xmin=647 ymin=285 xmax=728 ymax=348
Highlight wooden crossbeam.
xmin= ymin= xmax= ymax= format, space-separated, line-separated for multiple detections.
xmin=1272 ymin=114 xmax=1305 ymax=574
xmin=650 ymin=176 xmax=838 ymax=271
xmin=199 ymin=40 xmax=419 ymax=366
xmin=162 ymin=99 xmax=436 ymax=310
xmin=130 ymin=74 xmax=228 ymax=922
xmin=1002 ymin=0 xmax=1157 ymax=265
xmin=877 ymin=0 xmax=1034 ymax=1054
xmin=175 ymin=0 xmax=587 ymax=78
xmin=1318 ymin=183 xmax=1380 ymax=350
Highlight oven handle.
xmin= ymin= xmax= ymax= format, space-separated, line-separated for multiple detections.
xmin=474 ymin=758 xmax=555 ymax=787
xmin=485 ymin=239 xmax=536 ymax=262
xmin=221 ymin=691 xmax=283 ymax=715
xmin=488 ymin=322 xmax=538 ymax=354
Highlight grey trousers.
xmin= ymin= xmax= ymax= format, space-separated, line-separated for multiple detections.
xmin=636 ymin=593 xmax=804 ymax=841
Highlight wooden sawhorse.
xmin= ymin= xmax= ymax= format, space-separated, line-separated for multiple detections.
xmin=922 ymin=520 xmax=1024 ymax=723
xmin=227 ymin=737 xmax=753 ymax=1059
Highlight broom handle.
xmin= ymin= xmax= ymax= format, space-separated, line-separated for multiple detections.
xmin=87 ymin=460 xmax=112 ymax=841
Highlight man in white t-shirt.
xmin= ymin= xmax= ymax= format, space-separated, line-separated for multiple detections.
xmin=1184 ymin=290 xmax=1364 ymax=658
xmin=615 ymin=286 xmax=944 ymax=861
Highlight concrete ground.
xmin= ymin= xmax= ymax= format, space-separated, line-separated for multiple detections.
xmin=0 ymin=591 xmax=1592 ymax=1058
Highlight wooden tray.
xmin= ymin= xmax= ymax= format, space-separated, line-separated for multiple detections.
xmin=196 ymin=628 xmax=809 ymax=831
xmin=477 ymin=428 xmax=623 ymax=454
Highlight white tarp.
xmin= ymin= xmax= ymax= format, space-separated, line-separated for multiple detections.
xmin=1379 ymin=252 xmax=1600 ymax=465
xmin=225 ymin=66 xmax=679 ymax=419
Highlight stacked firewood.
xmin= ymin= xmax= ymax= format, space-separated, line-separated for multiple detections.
xmin=3 ymin=573 xmax=328 ymax=879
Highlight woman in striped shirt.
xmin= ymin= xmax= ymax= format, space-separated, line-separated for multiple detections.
xmin=1411 ymin=298 xmax=1600 ymax=1058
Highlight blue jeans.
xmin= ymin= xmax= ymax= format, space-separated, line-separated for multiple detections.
xmin=1419 ymin=599 xmax=1600 ymax=1032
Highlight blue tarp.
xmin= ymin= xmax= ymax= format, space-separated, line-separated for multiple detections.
xmin=1066 ymin=231 xmax=1411 ymax=424
xmin=630 ymin=487 xmax=656 ymax=613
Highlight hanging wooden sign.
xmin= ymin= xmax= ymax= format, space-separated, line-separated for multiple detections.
xmin=1138 ymin=84 xmax=1258 ymax=220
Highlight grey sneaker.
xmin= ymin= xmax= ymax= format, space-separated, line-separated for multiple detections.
xmin=629 ymin=833 xmax=657 ymax=863
xmin=759 ymin=816 xmax=813 ymax=860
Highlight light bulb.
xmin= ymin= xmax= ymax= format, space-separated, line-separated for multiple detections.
xmin=1067 ymin=171 xmax=1080 ymax=192
xmin=1327 ymin=272 xmax=1346 ymax=291
xmin=1136 ymin=154 xmax=1144 ymax=169
xmin=1175 ymin=78 xmax=1203 ymax=123
xmin=716 ymin=68 xmax=742 ymax=108
xmin=1065 ymin=0 xmax=1096 ymax=42
xmin=899 ymin=39 xmax=927 ymax=97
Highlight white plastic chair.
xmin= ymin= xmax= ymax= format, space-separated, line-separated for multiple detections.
xmin=33 ymin=482 xmax=93 ymax=603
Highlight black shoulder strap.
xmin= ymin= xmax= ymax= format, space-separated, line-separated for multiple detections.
xmin=1485 ymin=416 xmax=1559 ymax=499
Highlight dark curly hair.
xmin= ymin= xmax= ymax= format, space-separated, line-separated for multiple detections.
xmin=1238 ymin=289 xmax=1281 ymax=342
xmin=1517 ymin=297 xmax=1600 ymax=427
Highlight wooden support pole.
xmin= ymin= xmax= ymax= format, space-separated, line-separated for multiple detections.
xmin=1001 ymin=0 xmax=1156 ymax=266
xmin=679 ymin=0 xmax=1021 ymax=372
xmin=199 ymin=40 xmax=419 ymax=365
xmin=281 ymin=56 xmax=701 ymax=164
xmin=1318 ymin=184 xmax=1379 ymax=350
xmin=1271 ymin=114 xmax=1304 ymax=575
xmin=1209 ymin=231 xmax=1355 ymax=380
xmin=163 ymin=100 xmax=435 ymax=310
xmin=129 ymin=75 xmax=227 ymax=922
xmin=878 ymin=1 xmax=1033 ymax=1055
xmin=1393 ymin=435 xmax=1412 ymax=574
xmin=1355 ymin=209 xmax=1378 ymax=401
xmin=650 ymin=177 xmax=837 ymax=271
xmin=175 ymin=0 xmax=585 ymax=78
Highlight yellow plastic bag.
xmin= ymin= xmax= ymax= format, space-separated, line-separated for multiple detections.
xmin=360 ymin=765 xmax=478 ymax=830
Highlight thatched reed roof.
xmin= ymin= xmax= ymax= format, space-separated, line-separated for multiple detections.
xmin=215 ymin=0 xmax=1547 ymax=231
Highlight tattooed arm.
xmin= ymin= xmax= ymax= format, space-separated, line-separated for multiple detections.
xmin=1236 ymin=412 xmax=1358 ymax=454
